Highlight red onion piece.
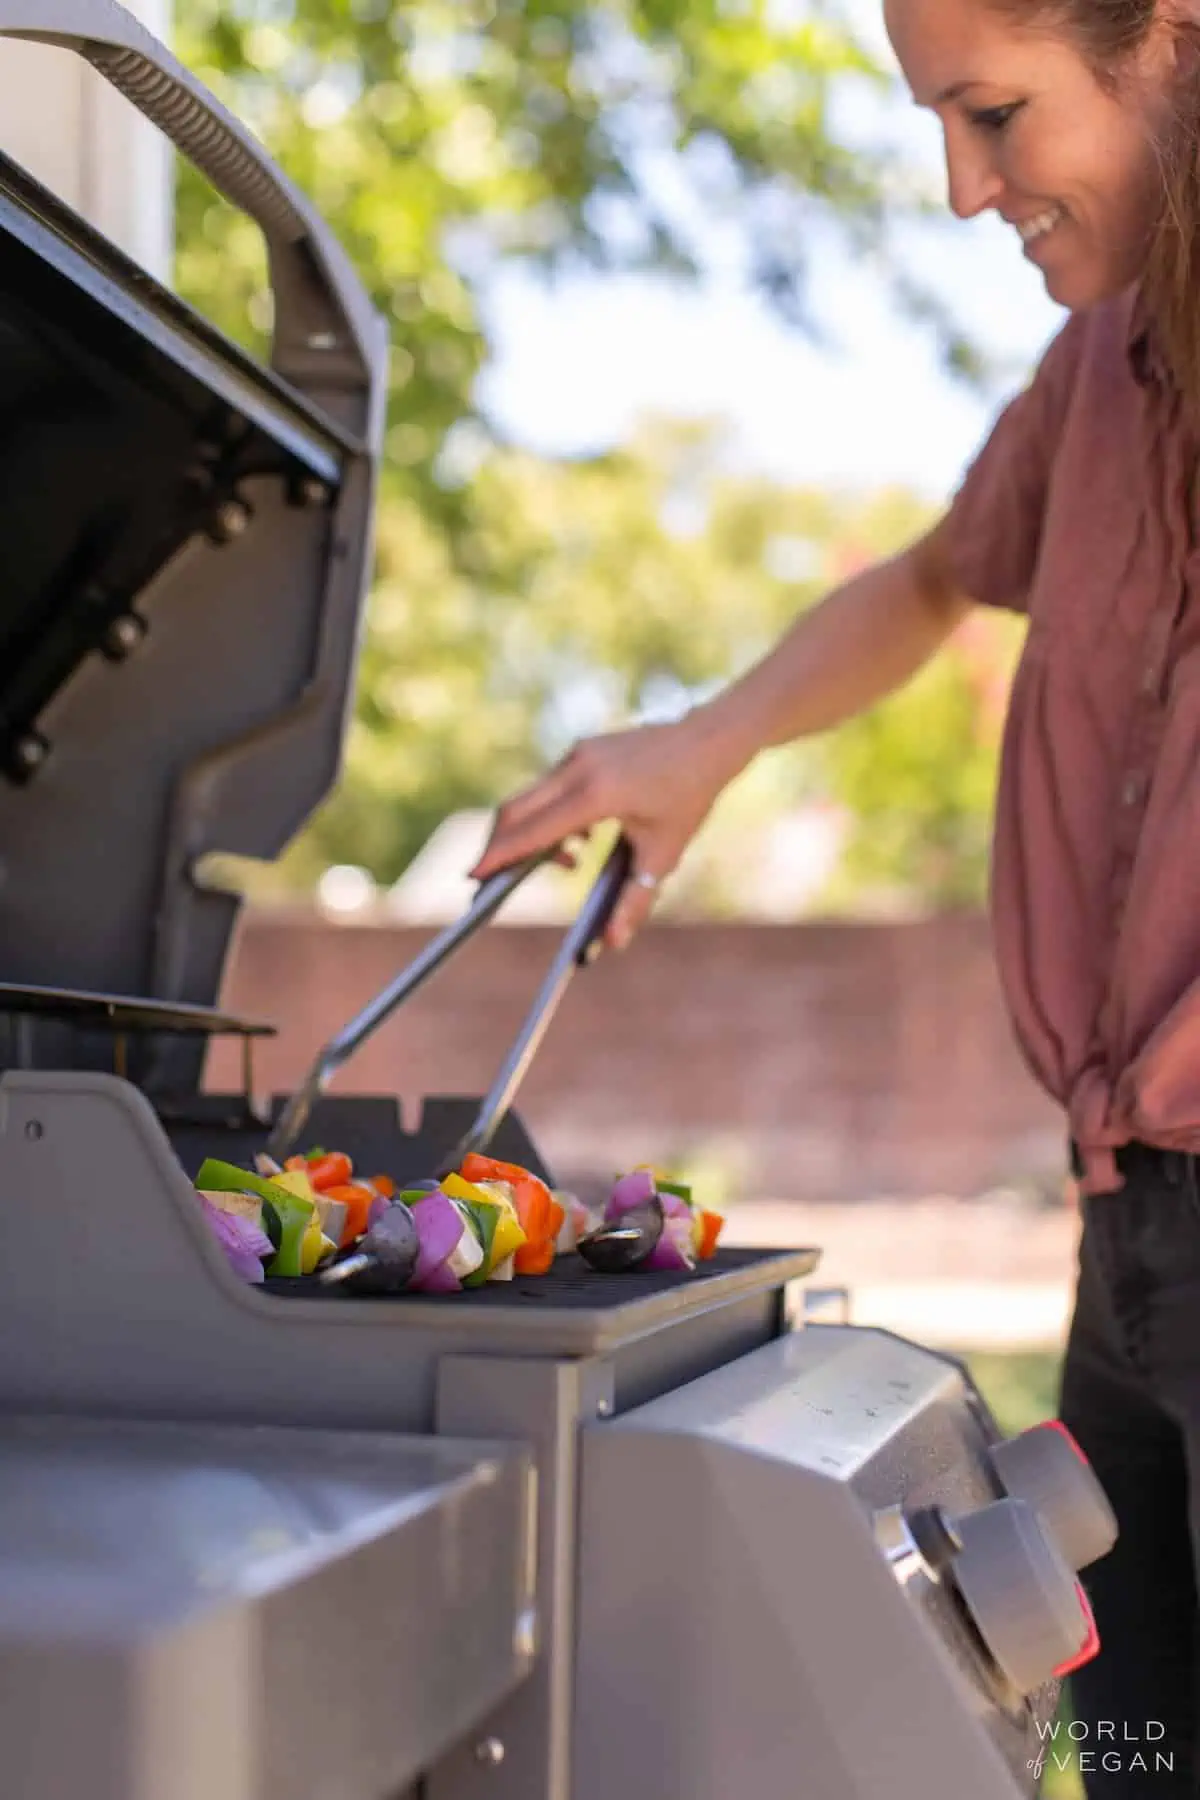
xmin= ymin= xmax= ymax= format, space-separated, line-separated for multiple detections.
xmin=606 ymin=1168 xmax=657 ymax=1220
xmin=411 ymin=1191 xmax=466 ymax=1286
xmin=198 ymin=1194 xmax=274 ymax=1285
xmin=416 ymin=1260 xmax=462 ymax=1295
xmin=645 ymin=1215 xmax=697 ymax=1272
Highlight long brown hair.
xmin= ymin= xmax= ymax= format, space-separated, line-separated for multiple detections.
xmin=991 ymin=1 xmax=1200 ymax=412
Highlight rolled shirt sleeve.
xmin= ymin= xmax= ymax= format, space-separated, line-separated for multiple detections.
xmin=942 ymin=314 xmax=1086 ymax=614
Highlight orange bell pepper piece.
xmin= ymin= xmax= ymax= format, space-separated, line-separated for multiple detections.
xmin=697 ymin=1210 xmax=724 ymax=1260
xmin=514 ymin=1199 xmax=565 ymax=1273
xmin=515 ymin=1236 xmax=557 ymax=1275
xmin=369 ymin=1173 xmax=396 ymax=1199
xmin=322 ymin=1181 xmax=376 ymax=1247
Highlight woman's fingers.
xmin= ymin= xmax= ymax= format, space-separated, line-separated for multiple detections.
xmin=492 ymin=752 xmax=579 ymax=829
xmin=601 ymin=832 xmax=683 ymax=951
xmin=472 ymin=736 xmax=638 ymax=878
xmin=470 ymin=765 xmax=597 ymax=879
xmin=469 ymin=723 xmax=714 ymax=905
xmin=603 ymin=880 xmax=657 ymax=952
xmin=550 ymin=834 xmax=589 ymax=871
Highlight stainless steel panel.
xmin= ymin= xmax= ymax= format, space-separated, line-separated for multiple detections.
xmin=430 ymin=1354 xmax=613 ymax=1800
xmin=574 ymin=1329 xmax=1053 ymax=1800
xmin=0 ymin=1414 xmax=534 ymax=1800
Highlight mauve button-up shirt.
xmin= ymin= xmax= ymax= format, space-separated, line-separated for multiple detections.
xmin=945 ymin=288 xmax=1200 ymax=1194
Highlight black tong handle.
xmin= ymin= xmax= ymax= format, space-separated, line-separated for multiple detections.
xmin=266 ymin=837 xmax=633 ymax=1163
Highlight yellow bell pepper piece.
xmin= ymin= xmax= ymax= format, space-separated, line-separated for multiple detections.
xmin=274 ymin=1169 xmax=318 ymax=1203
xmin=300 ymin=1215 xmax=333 ymax=1275
xmin=441 ymin=1172 xmax=487 ymax=1205
xmin=472 ymin=1179 xmax=528 ymax=1269
xmin=442 ymin=1173 xmax=528 ymax=1271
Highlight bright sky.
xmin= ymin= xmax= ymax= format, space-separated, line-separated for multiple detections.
xmin=478 ymin=1 xmax=1066 ymax=502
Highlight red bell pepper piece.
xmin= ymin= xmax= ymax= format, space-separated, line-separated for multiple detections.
xmin=460 ymin=1153 xmax=539 ymax=1190
xmin=304 ymin=1151 xmax=354 ymax=1193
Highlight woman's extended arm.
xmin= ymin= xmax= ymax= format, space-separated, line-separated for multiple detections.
xmin=471 ymin=518 xmax=972 ymax=948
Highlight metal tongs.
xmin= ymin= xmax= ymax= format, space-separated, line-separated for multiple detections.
xmin=265 ymin=835 xmax=634 ymax=1170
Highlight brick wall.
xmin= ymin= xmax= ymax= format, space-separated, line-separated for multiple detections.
xmin=208 ymin=912 xmax=1064 ymax=1202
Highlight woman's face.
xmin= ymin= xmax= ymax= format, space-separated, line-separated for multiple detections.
xmin=884 ymin=0 xmax=1172 ymax=309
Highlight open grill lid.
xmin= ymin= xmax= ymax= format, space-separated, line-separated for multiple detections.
xmin=0 ymin=2 xmax=387 ymax=1089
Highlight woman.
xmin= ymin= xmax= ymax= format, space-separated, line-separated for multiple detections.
xmin=473 ymin=1 xmax=1200 ymax=1793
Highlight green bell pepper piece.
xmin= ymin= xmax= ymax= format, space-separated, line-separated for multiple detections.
xmin=196 ymin=1158 xmax=314 ymax=1278
xmin=461 ymin=1200 xmax=499 ymax=1288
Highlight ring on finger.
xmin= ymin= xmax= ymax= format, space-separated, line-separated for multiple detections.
xmin=633 ymin=870 xmax=661 ymax=893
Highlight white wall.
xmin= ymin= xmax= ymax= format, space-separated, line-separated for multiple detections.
xmin=0 ymin=0 xmax=172 ymax=280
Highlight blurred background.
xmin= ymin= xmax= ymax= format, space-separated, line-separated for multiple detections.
xmin=0 ymin=6 xmax=1083 ymax=1785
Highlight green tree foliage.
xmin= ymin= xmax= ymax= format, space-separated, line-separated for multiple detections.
xmin=173 ymin=0 xmax=1012 ymax=910
xmin=175 ymin=0 xmax=964 ymax=496
xmin=818 ymin=605 xmax=1023 ymax=911
xmin=281 ymin=419 xmax=1017 ymax=912
xmin=286 ymin=417 xmax=841 ymax=885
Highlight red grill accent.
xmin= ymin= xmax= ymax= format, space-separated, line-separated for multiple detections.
xmin=1054 ymin=1582 xmax=1100 ymax=1677
xmin=1037 ymin=1418 xmax=1091 ymax=1465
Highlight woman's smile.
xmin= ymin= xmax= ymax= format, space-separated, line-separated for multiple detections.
xmin=883 ymin=0 xmax=1170 ymax=309
xmin=1014 ymin=204 xmax=1067 ymax=253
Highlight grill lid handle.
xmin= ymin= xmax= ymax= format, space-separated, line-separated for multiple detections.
xmin=265 ymin=837 xmax=633 ymax=1165
xmin=0 ymin=0 xmax=383 ymax=411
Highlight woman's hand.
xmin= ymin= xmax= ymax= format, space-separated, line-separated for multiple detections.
xmin=470 ymin=712 xmax=754 ymax=949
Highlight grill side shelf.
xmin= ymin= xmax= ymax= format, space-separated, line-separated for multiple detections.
xmin=0 ymin=981 xmax=274 ymax=1036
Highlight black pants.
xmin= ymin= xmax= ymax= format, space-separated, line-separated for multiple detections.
xmin=1059 ymin=1144 xmax=1200 ymax=1795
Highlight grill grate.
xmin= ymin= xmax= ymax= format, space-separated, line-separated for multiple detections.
xmin=263 ymin=1247 xmax=789 ymax=1312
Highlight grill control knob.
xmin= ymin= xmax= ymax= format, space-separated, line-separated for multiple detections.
xmin=951 ymin=1497 xmax=1094 ymax=1696
xmin=991 ymin=1421 xmax=1117 ymax=1571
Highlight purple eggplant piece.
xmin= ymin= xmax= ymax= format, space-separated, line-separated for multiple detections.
xmin=577 ymin=1198 xmax=665 ymax=1274
xmin=319 ymin=1200 xmax=420 ymax=1295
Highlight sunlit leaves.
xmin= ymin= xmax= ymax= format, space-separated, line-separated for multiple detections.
xmin=173 ymin=0 xmax=1001 ymax=910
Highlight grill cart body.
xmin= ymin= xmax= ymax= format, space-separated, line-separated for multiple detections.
xmin=0 ymin=8 xmax=1115 ymax=1799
